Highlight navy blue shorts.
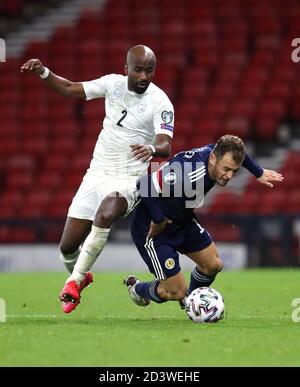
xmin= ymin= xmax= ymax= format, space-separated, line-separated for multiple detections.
xmin=131 ymin=205 xmax=212 ymax=280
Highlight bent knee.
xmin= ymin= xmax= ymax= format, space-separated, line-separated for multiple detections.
xmin=97 ymin=212 xmax=112 ymax=225
xmin=213 ymin=257 xmax=223 ymax=274
xmin=200 ymin=256 xmax=223 ymax=276
xmin=95 ymin=211 xmax=120 ymax=228
xmin=59 ymin=239 xmax=80 ymax=256
xmin=59 ymin=243 xmax=76 ymax=256
xmin=207 ymin=257 xmax=223 ymax=276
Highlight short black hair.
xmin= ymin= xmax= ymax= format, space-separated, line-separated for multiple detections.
xmin=212 ymin=135 xmax=246 ymax=164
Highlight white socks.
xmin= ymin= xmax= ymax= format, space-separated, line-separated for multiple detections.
xmin=68 ymin=225 xmax=110 ymax=284
xmin=60 ymin=248 xmax=81 ymax=274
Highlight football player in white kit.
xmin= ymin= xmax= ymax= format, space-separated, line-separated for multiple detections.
xmin=21 ymin=45 xmax=174 ymax=313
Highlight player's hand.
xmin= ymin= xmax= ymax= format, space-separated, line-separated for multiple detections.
xmin=20 ymin=58 xmax=45 ymax=75
xmin=130 ymin=144 xmax=154 ymax=162
xmin=147 ymin=218 xmax=172 ymax=239
xmin=257 ymin=169 xmax=284 ymax=188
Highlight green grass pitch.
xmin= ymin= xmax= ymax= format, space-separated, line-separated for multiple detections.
xmin=0 ymin=269 xmax=299 ymax=367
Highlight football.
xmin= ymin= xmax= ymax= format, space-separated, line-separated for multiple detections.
xmin=185 ymin=287 xmax=225 ymax=323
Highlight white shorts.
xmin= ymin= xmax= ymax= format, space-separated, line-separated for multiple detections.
xmin=67 ymin=172 xmax=140 ymax=221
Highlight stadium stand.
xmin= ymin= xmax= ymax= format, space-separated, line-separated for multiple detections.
xmin=0 ymin=0 xmax=299 ymax=265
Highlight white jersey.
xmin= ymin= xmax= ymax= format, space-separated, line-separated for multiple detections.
xmin=82 ymin=74 xmax=174 ymax=177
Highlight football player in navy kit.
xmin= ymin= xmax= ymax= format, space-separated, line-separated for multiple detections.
xmin=124 ymin=135 xmax=283 ymax=307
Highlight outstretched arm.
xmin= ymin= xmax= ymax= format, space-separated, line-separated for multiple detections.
xmin=130 ymin=134 xmax=172 ymax=162
xmin=257 ymin=169 xmax=284 ymax=188
xmin=243 ymin=153 xmax=284 ymax=187
xmin=20 ymin=58 xmax=85 ymax=98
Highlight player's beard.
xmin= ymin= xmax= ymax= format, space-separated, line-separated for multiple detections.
xmin=135 ymin=81 xmax=149 ymax=93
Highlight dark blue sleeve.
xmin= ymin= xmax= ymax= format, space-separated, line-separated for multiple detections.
xmin=137 ymin=175 xmax=166 ymax=224
xmin=243 ymin=153 xmax=264 ymax=178
xmin=136 ymin=159 xmax=185 ymax=223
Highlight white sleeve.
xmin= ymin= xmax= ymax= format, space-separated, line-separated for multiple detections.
xmin=153 ymin=95 xmax=175 ymax=138
xmin=82 ymin=74 xmax=111 ymax=100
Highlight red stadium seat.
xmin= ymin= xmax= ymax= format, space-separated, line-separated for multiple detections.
xmin=285 ymin=189 xmax=300 ymax=214
xmin=19 ymin=206 xmax=47 ymax=219
xmin=0 ymin=227 xmax=15 ymax=242
xmin=50 ymin=119 xmax=80 ymax=139
xmin=42 ymin=154 xmax=69 ymax=172
xmin=0 ymin=207 xmax=18 ymax=220
xmin=255 ymin=117 xmax=279 ymax=141
xmin=65 ymin=171 xmax=83 ymax=189
xmin=170 ymin=135 xmax=189 ymax=156
xmin=256 ymin=191 xmax=285 ymax=215
xmin=207 ymin=192 xmax=240 ymax=215
xmin=210 ymin=82 xmax=237 ymax=99
xmin=50 ymin=137 xmax=77 ymax=155
xmin=77 ymin=11 xmax=105 ymax=39
xmin=231 ymin=191 xmax=260 ymax=214
xmin=176 ymin=103 xmax=200 ymax=121
xmin=257 ymin=99 xmax=286 ymax=119
xmin=69 ymin=154 xmax=90 ymax=173
xmin=213 ymin=226 xmax=241 ymax=243
xmin=230 ymin=99 xmax=256 ymax=119
xmin=21 ymin=119 xmax=49 ymax=138
xmin=5 ymin=155 xmax=36 ymax=173
xmin=196 ymin=118 xmax=221 ymax=138
xmin=223 ymin=117 xmax=250 ymax=139
xmin=22 ymin=138 xmax=48 ymax=156
xmin=266 ymin=82 xmax=291 ymax=100
xmin=13 ymin=229 xmax=37 ymax=243
xmin=36 ymin=172 xmax=62 ymax=189
xmin=6 ymin=172 xmax=35 ymax=191
xmin=52 ymin=190 xmax=75 ymax=207
xmin=25 ymin=190 xmax=52 ymax=208
xmin=44 ymin=224 xmax=64 ymax=242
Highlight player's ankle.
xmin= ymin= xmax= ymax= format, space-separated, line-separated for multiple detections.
xmin=68 ymin=271 xmax=86 ymax=285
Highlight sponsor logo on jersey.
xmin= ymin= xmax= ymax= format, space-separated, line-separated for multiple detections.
xmin=164 ymin=172 xmax=177 ymax=185
xmin=161 ymin=110 xmax=174 ymax=124
xmin=184 ymin=151 xmax=195 ymax=158
xmin=165 ymin=258 xmax=175 ymax=270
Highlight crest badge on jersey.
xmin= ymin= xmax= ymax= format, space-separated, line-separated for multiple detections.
xmin=165 ymin=258 xmax=175 ymax=270
xmin=161 ymin=110 xmax=174 ymax=124
xmin=137 ymin=102 xmax=146 ymax=114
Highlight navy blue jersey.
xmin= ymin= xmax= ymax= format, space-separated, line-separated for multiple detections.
xmin=137 ymin=143 xmax=263 ymax=224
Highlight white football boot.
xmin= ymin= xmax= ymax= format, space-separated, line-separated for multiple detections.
xmin=123 ymin=274 xmax=150 ymax=307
